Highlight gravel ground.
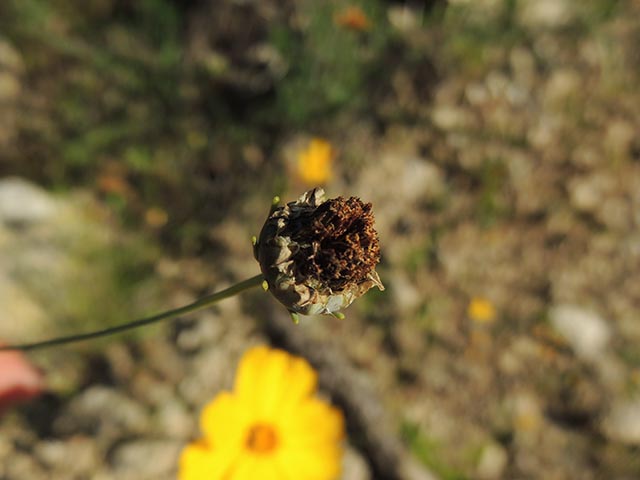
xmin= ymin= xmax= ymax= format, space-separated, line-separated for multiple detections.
xmin=1 ymin=1 xmax=640 ymax=479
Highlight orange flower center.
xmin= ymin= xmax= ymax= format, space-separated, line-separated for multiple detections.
xmin=246 ymin=423 xmax=278 ymax=453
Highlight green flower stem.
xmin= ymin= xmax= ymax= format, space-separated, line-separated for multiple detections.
xmin=0 ymin=274 xmax=265 ymax=352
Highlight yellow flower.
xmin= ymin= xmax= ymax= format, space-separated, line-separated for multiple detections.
xmin=297 ymin=138 xmax=334 ymax=186
xmin=467 ymin=297 xmax=497 ymax=324
xmin=179 ymin=346 xmax=345 ymax=480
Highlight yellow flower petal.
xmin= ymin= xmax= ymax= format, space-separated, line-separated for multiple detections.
xmin=278 ymin=399 xmax=344 ymax=446
xmin=297 ymin=138 xmax=334 ymax=186
xmin=274 ymin=400 xmax=344 ymax=480
xmin=285 ymin=355 xmax=318 ymax=399
xmin=232 ymin=456 xmax=287 ymax=480
xmin=179 ymin=440 xmax=241 ymax=480
xmin=200 ymin=392 xmax=249 ymax=450
xmin=235 ymin=346 xmax=318 ymax=416
xmin=178 ymin=442 xmax=210 ymax=480
xmin=228 ymin=456 xmax=254 ymax=480
xmin=276 ymin=445 xmax=343 ymax=480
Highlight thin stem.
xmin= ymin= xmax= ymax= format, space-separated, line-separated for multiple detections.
xmin=0 ymin=274 xmax=264 ymax=352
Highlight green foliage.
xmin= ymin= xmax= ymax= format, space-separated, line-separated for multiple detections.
xmin=573 ymin=0 xmax=624 ymax=32
xmin=402 ymin=422 xmax=470 ymax=480
xmin=439 ymin=0 xmax=524 ymax=74
xmin=477 ymin=157 xmax=510 ymax=226
xmin=270 ymin=0 xmax=390 ymax=126
xmin=404 ymin=227 xmax=442 ymax=274
xmin=15 ymin=210 xmax=164 ymax=347
xmin=66 ymin=235 xmax=163 ymax=344
xmin=0 ymin=0 xmax=184 ymax=183
xmin=0 ymin=0 xmax=51 ymax=32
xmin=439 ymin=0 xmax=625 ymax=75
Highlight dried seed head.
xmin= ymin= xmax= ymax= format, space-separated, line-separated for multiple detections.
xmin=254 ymin=188 xmax=384 ymax=316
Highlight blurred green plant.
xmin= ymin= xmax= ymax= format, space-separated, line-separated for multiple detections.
xmin=15 ymin=223 xmax=164 ymax=348
xmin=439 ymin=0 xmax=524 ymax=75
xmin=402 ymin=421 xmax=470 ymax=480
xmin=0 ymin=0 xmax=184 ymax=182
xmin=440 ymin=0 xmax=625 ymax=76
xmin=0 ymin=0 xmax=233 ymax=253
xmin=404 ymin=228 xmax=442 ymax=274
xmin=269 ymin=0 xmax=390 ymax=126
xmin=477 ymin=157 xmax=510 ymax=226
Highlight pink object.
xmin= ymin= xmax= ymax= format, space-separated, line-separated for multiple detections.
xmin=0 ymin=347 xmax=44 ymax=414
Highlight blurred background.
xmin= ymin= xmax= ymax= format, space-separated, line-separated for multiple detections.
xmin=1 ymin=0 xmax=639 ymax=478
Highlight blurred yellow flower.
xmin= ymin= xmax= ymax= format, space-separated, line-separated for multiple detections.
xmin=467 ymin=297 xmax=496 ymax=324
xmin=179 ymin=346 xmax=344 ymax=480
xmin=297 ymin=138 xmax=334 ymax=186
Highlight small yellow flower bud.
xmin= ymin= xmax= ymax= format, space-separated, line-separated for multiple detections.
xmin=467 ymin=297 xmax=496 ymax=324
xmin=297 ymin=138 xmax=334 ymax=186
xmin=254 ymin=188 xmax=384 ymax=316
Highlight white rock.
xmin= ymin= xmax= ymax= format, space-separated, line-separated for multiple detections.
xmin=390 ymin=271 xmax=423 ymax=313
xmin=550 ymin=304 xmax=611 ymax=360
xmin=605 ymin=120 xmax=636 ymax=158
xmin=603 ymin=400 xmax=640 ymax=445
xmin=465 ymin=83 xmax=489 ymax=106
xmin=55 ymin=386 xmax=150 ymax=437
xmin=431 ymin=105 xmax=472 ymax=131
xmin=449 ymin=0 xmax=501 ymax=7
xmin=341 ymin=445 xmax=372 ymax=480
xmin=510 ymin=47 xmax=536 ymax=88
xmin=34 ymin=438 xmax=99 ymax=475
xmin=0 ymin=177 xmax=164 ymax=350
xmin=476 ymin=442 xmax=508 ymax=479
xmin=156 ymin=400 xmax=196 ymax=439
xmin=372 ymin=154 xmax=446 ymax=205
xmin=398 ymin=455 xmax=439 ymax=480
xmin=401 ymin=157 xmax=446 ymax=202
xmin=0 ymin=39 xmax=24 ymax=72
xmin=0 ymin=72 xmax=20 ymax=101
xmin=485 ymin=71 xmax=510 ymax=99
xmin=387 ymin=6 xmax=420 ymax=32
xmin=543 ymin=69 xmax=581 ymax=107
xmin=111 ymin=439 xmax=182 ymax=477
xmin=0 ymin=271 xmax=49 ymax=342
xmin=0 ymin=177 xmax=58 ymax=225
xmin=518 ymin=0 xmax=575 ymax=30
xmin=568 ymin=174 xmax=615 ymax=214
xmin=527 ymin=113 xmax=561 ymax=149
xmin=354 ymin=153 xmax=446 ymax=241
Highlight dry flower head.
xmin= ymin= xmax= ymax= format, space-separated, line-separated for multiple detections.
xmin=254 ymin=188 xmax=384 ymax=316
